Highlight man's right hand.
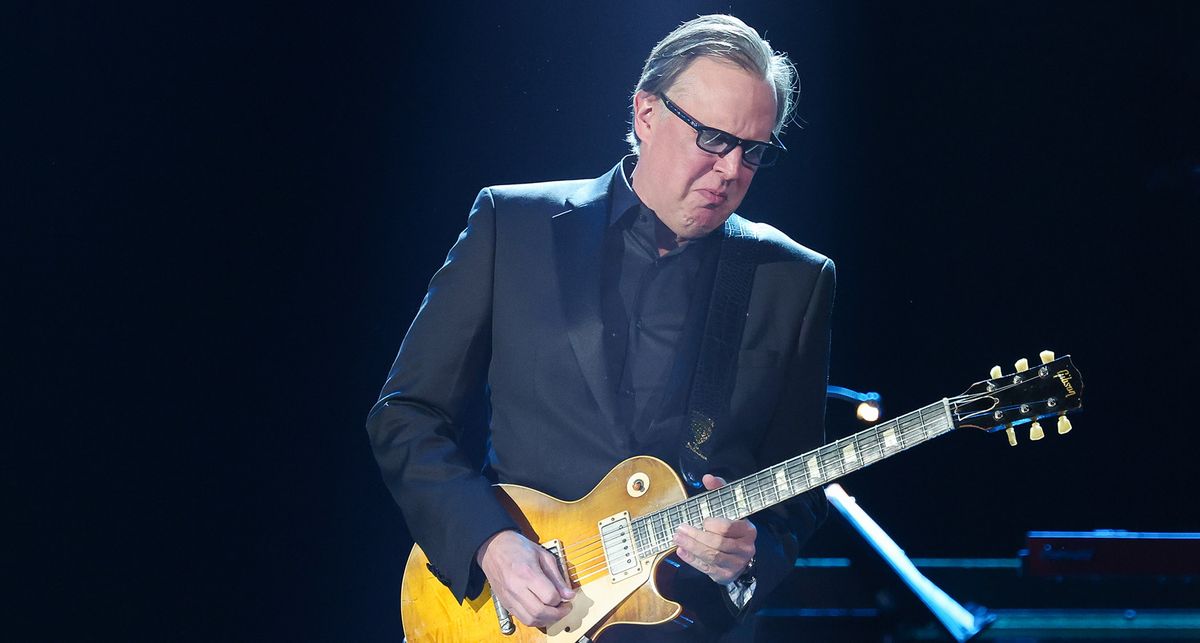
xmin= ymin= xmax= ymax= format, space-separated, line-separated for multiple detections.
xmin=476 ymin=530 xmax=576 ymax=628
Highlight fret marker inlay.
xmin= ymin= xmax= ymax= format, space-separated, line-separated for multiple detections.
xmin=622 ymin=402 xmax=975 ymax=576
xmin=842 ymin=444 xmax=857 ymax=464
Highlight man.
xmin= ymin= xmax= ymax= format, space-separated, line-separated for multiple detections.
xmin=368 ymin=14 xmax=834 ymax=642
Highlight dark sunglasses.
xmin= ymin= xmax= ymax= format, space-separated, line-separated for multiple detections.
xmin=656 ymin=92 xmax=786 ymax=168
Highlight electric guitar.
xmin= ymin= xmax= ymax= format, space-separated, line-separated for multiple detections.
xmin=400 ymin=351 xmax=1084 ymax=642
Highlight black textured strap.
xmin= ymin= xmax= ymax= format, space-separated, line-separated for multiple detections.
xmin=679 ymin=217 xmax=758 ymax=488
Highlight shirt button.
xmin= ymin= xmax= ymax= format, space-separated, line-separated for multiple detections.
xmin=622 ymin=388 xmax=634 ymax=397
xmin=635 ymin=319 xmax=644 ymax=329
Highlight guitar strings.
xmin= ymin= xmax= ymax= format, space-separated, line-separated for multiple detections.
xmin=558 ymin=403 xmax=957 ymax=584
xmin=561 ymin=411 xmax=948 ymax=584
xmin=557 ymin=382 xmax=1040 ymax=585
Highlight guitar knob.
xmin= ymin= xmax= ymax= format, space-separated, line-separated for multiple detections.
xmin=1039 ymin=350 xmax=1055 ymax=364
xmin=1014 ymin=358 xmax=1029 ymax=373
xmin=1029 ymin=421 xmax=1045 ymax=441
xmin=1004 ymin=425 xmax=1017 ymax=447
xmin=1057 ymin=415 xmax=1072 ymax=435
xmin=990 ymin=365 xmax=1003 ymax=379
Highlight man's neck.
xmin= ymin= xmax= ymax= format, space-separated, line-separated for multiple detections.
xmin=653 ymin=217 xmax=688 ymax=257
xmin=630 ymin=163 xmax=689 ymax=256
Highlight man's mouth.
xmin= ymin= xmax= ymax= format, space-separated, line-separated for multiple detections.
xmin=697 ymin=189 xmax=728 ymax=205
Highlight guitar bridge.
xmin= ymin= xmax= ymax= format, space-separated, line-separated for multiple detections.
xmin=598 ymin=512 xmax=640 ymax=581
xmin=541 ymin=538 xmax=569 ymax=585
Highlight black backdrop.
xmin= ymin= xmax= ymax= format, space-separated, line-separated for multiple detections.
xmin=11 ymin=1 xmax=1199 ymax=640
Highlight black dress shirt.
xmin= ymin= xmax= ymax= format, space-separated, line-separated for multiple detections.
xmin=601 ymin=157 xmax=718 ymax=462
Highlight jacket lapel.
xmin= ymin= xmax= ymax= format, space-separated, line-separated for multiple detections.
xmin=552 ymin=164 xmax=621 ymax=425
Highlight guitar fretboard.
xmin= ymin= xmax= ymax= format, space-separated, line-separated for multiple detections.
xmin=631 ymin=400 xmax=954 ymax=558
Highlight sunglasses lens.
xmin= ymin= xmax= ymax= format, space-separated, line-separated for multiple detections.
xmin=745 ymin=144 xmax=779 ymax=167
xmin=696 ymin=129 xmax=736 ymax=153
xmin=695 ymin=127 xmax=782 ymax=167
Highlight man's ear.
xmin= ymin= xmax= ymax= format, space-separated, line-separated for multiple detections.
xmin=632 ymin=90 xmax=658 ymax=143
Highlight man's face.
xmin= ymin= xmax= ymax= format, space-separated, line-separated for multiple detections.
xmin=631 ymin=57 xmax=778 ymax=241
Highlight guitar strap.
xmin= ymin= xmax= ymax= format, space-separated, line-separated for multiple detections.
xmin=678 ymin=216 xmax=759 ymax=489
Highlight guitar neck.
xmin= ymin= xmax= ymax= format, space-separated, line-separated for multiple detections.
xmin=631 ymin=400 xmax=956 ymax=559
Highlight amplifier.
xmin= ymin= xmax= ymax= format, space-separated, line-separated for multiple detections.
xmin=1024 ymin=530 xmax=1200 ymax=576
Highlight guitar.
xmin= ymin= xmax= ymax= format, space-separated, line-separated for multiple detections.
xmin=400 ymin=351 xmax=1084 ymax=642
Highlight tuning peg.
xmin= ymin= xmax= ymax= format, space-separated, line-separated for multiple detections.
xmin=1039 ymin=350 xmax=1055 ymax=365
xmin=1057 ymin=415 xmax=1072 ymax=435
xmin=990 ymin=365 xmax=1003 ymax=379
xmin=1004 ymin=425 xmax=1017 ymax=447
xmin=1029 ymin=421 xmax=1045 ymax=441
xmin=1014 ymin=358 xmax=1029 ymax=373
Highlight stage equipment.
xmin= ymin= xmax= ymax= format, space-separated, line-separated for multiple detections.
xmin=826 ymin=384 xmax=883 ymax=423
xmin=825 ymin=484 xmax=995 ymax=642
xmin=1024 ymin=530 xmax=1200 ymax=577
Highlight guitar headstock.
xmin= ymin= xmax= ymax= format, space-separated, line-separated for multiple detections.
xmin=950 ymin=350 xmax=1083 ymax=445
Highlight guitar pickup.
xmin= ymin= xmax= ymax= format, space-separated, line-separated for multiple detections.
xmin=598 ymin=512 xmax=641 ymax=580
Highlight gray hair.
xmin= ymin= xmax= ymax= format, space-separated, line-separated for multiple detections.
xmin=626 ymin=14 xmax=798 ymax=154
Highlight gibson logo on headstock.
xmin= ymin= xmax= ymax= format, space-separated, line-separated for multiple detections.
xmin=1055 ymin=369 xmax=1077 ymax=398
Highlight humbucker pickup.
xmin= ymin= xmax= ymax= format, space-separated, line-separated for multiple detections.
xmin=598 ymin=512 xmax=640 ymax=580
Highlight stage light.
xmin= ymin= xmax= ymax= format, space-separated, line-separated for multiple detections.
xmin=828 ymin=385 xmax=883 ymax=423
xmin=856 ymin=401 xmax=881 ymax=423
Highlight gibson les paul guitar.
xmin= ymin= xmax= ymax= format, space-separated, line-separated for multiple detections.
xmin=401 ymin=351 xmax=1084 ymax=642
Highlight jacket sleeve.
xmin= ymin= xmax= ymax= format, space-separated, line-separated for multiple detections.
xmin=735 ymin=256 xmax=836 ymax=618
xmin=366 ymin=187 xmax=518 ymax=602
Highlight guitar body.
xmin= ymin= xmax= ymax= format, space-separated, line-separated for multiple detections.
xmin=401 ymin=456 xmax=689 ymax=642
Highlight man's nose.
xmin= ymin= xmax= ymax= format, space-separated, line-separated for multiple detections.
xmin=713 ymin=145 xmax=747 ymax=177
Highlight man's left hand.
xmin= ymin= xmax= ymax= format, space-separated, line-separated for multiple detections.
xmin=672 ymin=474 xmax=756 ymax=584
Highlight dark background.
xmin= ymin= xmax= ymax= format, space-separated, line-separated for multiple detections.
xmin=11 ymin=1 xmax=1199 ymax=640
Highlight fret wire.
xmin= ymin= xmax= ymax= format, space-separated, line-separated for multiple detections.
xmin=824 ymin=439 xmax=845 ymax=478
xmin=748 ymin=470 xmax=765 ymax=511
xmin=630 ymin=403 xmax=956 ymax=558
xmin=858 ymin=425 xmax=876 ymax=463
xmin=750 ymin=473 xmax=765 ymax=513
xmin=734 ymin=479 xmax=753 ymax=515
xmin=917 ymin=410 xmax=935 ymax=437
xmin=816 ymin=442 xmax=834 ymax=481
xmin=919 ymin=407 xmax=936 ymax=437
xmin=761 ymin=469 xmax=775 ymax=507
xmin=866 ymin=423 xmax=885 ymax=461
xmin=851 ymin=428 xmax=864 ymax=468
xmin=746 ymin=475 xmax=761 ymax=514
xmin=893 ymin=416 xmax=910 ymax=449
xmin=858 ymin=425 xmax=874 ymax=462
xmin=907 ymin=412 xmax=926 ymax=441
xmin=762 ymin=467 xmax=780 ymax=506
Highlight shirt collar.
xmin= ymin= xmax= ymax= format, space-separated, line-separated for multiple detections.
xmin=608 ymin=154 xmax=723 ymax=254
xmin=609 ymin=154 xmax=644 ymax=227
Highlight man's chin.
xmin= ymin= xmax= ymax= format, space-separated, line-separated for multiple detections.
xmin=684 ymin=209 xmax=734 ymax=237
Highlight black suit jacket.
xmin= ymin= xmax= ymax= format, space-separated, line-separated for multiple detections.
xmin=367 ymin=160 xmax=835 ymax=623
